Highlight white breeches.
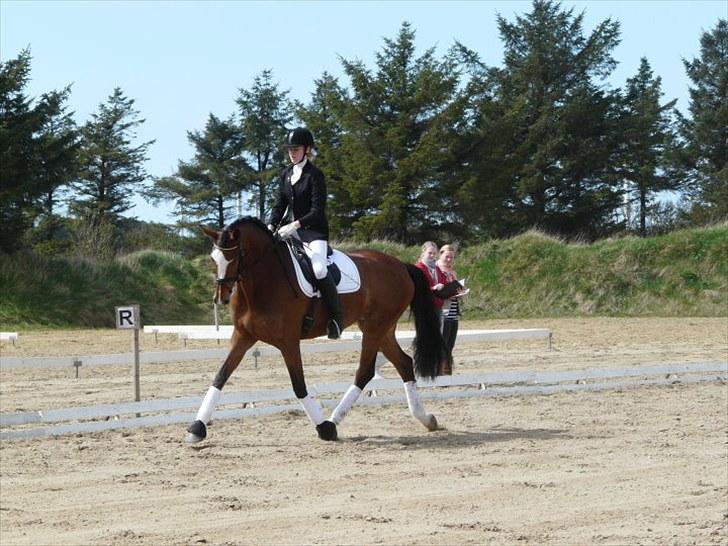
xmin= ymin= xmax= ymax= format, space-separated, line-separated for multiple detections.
xmin=305 ymin=239 xmax=328 ymax=279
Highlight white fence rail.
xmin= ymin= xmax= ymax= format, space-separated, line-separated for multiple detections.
xmin=2 ymin=361 xmax=725 ymax=440
xmin=0 ymin=328 xmax=552 ymax=370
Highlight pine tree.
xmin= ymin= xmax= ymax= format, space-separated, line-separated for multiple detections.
xmin=71 ymin=88 xmax=154 ymax=222
xmin=333 ymin=22 xmax=466 ymax=242
xmin=298 ymin=73 xmax=350 ymax=238
xmin=236 ymin=70 xmax=294 ymax=221
xmin=463 ymin=0 xmax=624 ymax=239
xmin=150 ymin=114 xmax=248 ymax=229
xmin=675 ymin=19 xmax=728 ymax=224
xmin=619 ymin=58 xmax=678 ymax=236
xmin=0 ymin=48 xmax=79 ymax=253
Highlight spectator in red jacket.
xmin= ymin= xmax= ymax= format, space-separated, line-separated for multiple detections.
xmin=415 ymin=241 xmax=448 ymax=310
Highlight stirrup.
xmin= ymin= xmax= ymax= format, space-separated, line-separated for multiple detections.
xmin=327 ymin=319 xmax=342 ymax=340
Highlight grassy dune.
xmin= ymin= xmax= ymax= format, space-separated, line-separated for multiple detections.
xmin=454 ymin=225 xmax=727 ymax=317
xmin=1 ymin=225 xmax=725 ymax=328
xmin=0 ymin=250 xmax=213 ymax=328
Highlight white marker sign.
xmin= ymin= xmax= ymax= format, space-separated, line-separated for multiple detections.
xmin=115 ymin=305 xmax=142 ymax=402
xmin=116 ymin=305 xmax=140 ymax=329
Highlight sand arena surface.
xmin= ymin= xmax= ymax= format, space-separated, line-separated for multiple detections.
xmin=0 ymin=317 xmax=726 ymax=545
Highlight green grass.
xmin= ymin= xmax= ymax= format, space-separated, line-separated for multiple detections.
xmin=0 ymin=250 xmax=213 ymax=328
xmin=454 ymin=225 xmax=727 ymax=318
xmin=1 ymin=225 xmax=726 ymax=328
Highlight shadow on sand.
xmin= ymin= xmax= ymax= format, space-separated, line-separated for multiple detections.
xmin=345 ymin=426 xmax=570 ymax=449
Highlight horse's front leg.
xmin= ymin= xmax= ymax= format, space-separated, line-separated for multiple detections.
xmin=328 ymin=333 xmax=380 ymax=426
xmin=185 ymin=329 xmax=255 ymax=444
xmin=280 ymin=342 xmax=338 ymax=441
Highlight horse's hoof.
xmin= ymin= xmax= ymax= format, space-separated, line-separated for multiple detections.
xmin=185 ymin=420 xmax=207 ymax=443
xmin=316 ymin=420 xmax=338 ymax=441
xmin=425 ymin=414 xmax=438 ymax=431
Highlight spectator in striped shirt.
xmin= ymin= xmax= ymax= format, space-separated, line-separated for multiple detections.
xmin=438 ymin=244 xmax=463 ymax=356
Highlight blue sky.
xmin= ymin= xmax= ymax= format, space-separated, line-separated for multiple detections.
xmin=2 ymin=0 xmax=725 ymax=224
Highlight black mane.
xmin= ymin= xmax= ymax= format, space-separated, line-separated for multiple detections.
xmin=221 ymin=216 xmax=274 ymax=246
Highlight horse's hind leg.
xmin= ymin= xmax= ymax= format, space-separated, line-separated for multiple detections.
xmin=185 ymin=329 xmax=255 ymax=444
xmin=379 ymin=331 xmax=438 ymax=431
xmin=279 ymin=342 xmax=337 ymax=441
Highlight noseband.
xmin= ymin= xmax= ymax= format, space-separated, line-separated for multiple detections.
xmin=213 ymin=243 xmax=243 ymax=286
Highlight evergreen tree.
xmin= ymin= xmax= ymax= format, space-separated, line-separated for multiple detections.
xmin=70 ymin=88 xmax=154 ymax=222
xmin=0 ymin=49 xmax=79 ymax=252
xmin=33 ymin=91 xmax=79 ymax=213
xmin=331 ymin=22 xmax=465 ymax=243
xmin=236 ymin=70 xmax=294 ymax=221
xmin=31 ymin=91 xmax=81 ymax=248
xmin=620 ymin=58 xmax=678 ymax=236
xmin=675 ymin=19 xmax=728 ymax=224
xmin=150 ymin=114 xmax=248 ymax=229
xmin=461 ymin=0 xmax=623 ymax=240
xmin=448 ymin=43 xmax=517 ymax=240
xmin=298 ymin=72 xmax=350 ymax=237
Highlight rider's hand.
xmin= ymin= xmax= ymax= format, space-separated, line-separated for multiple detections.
xmin=277 ymin=222 xmax=299 ymax=239
xmin=267 ymin=224 xmax=275 ymax=232
xmin=432 ymin=283 xmax=444 ymax=291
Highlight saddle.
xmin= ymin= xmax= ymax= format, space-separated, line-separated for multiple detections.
xmin=284 ymin=238 xmax=361 ymax=336
xmin=288 ymin=237 xmax=341 ymax=287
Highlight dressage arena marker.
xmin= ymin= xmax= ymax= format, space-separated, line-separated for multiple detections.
xmin=0 ymin=332 xmax=19 ymax=346
xmin=0 ymin=328 xmax=552 ymax=370
xmin=1 ymin=361 xmax=725 ymax=440
xmin=115 ymin=305 xmax=141 ymax=402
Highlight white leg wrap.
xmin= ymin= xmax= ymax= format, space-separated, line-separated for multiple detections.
xmin=404 ymin=381 xmax=436 ymax=429
xmin=195 ymin=386 xmax=222 ymax=424
xmin=330 ymin=385 xmax=362 ymax=425
xmin=299 ymin=394 xmax=325 ymax=425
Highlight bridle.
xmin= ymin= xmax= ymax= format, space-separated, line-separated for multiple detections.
xmin=212 ymin=230 xmax=281 ymax=289
xmin=213 ymin=243 xmax=243 ymax=288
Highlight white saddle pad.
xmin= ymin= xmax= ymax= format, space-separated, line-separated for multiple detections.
xmin=286 ymin=245 xmax=361 ymax=298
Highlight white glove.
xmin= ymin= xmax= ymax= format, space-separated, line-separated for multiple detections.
xmin=277 ymin=222 xmax=299 ymax=239
xmin=267 ymin=224 xmax=274 ymax=232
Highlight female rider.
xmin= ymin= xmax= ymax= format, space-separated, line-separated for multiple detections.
xmin=267 ymin=127 xmax=343 ymax=339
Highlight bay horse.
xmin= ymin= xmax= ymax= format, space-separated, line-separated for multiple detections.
xmin=186 ymin=216 xmax=451 ymax=443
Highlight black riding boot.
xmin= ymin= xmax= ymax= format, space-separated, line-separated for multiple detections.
xmin=317 ymin=272 xmax=344 ymax=339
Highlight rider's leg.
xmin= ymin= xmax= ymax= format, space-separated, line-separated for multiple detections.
xmin=306 ymin=239 xmax=344 ymax=339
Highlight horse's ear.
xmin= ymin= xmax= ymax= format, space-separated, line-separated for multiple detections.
xmin=200 ymin=225 xmax=220 ymax=242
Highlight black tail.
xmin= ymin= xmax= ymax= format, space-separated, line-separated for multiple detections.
xmin=405 ymin=263 xmax=452 ymax=380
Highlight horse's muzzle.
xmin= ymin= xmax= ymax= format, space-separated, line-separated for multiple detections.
xmin=214 ymin=276 xmax=237 ymax=305
xmin=214 ymin=281 xmax=233 ymax=305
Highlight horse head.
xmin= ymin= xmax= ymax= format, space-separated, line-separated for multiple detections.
xmin=201 ymin=217 xmax=275 ymax=305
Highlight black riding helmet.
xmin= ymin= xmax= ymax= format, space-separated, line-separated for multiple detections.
xmin=285 ymin=127 xmax=314 ymax=148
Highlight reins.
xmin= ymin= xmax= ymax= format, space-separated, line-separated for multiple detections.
xmin=215 ymin=230 xmax=297 ymax=297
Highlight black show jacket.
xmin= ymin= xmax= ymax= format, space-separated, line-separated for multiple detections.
xmin=268 ymin=161 xmax=329 ymax=242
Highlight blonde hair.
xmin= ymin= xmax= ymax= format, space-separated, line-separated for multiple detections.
xmin=439 ymin=244 xmax=457 ymax=255
xmin=420 ymin=241 xmax=438 ymax=254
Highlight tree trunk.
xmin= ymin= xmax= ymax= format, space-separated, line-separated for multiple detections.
xmin=639 ymin=188 xmax=647 ymax=237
